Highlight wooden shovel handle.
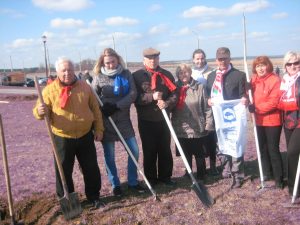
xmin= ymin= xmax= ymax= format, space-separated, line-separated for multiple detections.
xmin=34 ymin=77 xmax=70 ymax=199
xmin=0 ymin=114 xmax=15 ymax=218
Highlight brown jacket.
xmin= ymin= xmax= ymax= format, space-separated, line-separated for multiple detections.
xmin=171 ymin=79 xmax=214 ymax=138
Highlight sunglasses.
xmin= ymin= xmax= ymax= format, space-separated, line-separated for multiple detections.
xmin=286 ymin=61 xmax=300 ymax=67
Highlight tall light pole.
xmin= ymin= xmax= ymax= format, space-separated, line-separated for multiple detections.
xmin=78 ymin=51 xmax=82 ymax=72
xmin=42 ymin=35 xmax=49 ymax=78
xmin=112 ymin=35 xmax=115 ymax=50
xmin=192 ymin=30 xmax=200 ymax=49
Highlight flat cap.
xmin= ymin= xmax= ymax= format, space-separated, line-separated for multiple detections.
xmin=216 ymin=47 xmax=230 ymax=58
xmin=143 ymin=47 xmax=160 ymax=57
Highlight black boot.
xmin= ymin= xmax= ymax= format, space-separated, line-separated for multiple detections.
xmin=209 ymin=159 xmax=219 ymax=176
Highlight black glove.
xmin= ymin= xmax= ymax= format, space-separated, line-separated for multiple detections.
xmin=101 ymin=102 xmax=119 ymax=117
xmin=248 ymin=104 xmax=255 ymax=113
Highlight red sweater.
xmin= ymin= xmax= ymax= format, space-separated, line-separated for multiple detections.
xmin=251 ymin=73 xmax=282 ymax=126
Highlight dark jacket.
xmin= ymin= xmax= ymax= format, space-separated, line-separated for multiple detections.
xmin=206 ymin=65 xmax=247 ymax=100
xmin=133 ymin=66 xmax=177 ymax=121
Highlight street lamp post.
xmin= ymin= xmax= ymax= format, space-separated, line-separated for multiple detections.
xmin=192 ymin=31 xmax=200 ymax=49
xmin=112 ymin=35 xmax=115 ymax=50
xmin=42 ymin=35 xmax=49 ymax=78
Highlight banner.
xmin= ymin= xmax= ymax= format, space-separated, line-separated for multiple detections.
xmin=212 ymin=99 xmax=247 ymax=158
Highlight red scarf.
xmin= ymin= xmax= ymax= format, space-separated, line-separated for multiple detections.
xmin=59 ymin=86 xmax=72 ymax=108
xmin=176 ymin=85 xmax=189 ymax=109
xmin=144 ymin=65 xmax=176 ymax=92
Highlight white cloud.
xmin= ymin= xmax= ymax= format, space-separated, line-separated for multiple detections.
xmin=50 ymin=18 xmax=84 ymax=29
xmin=149 ymin=24 xmax=168 ymax=35
xmin=249 ymin=31 xmax=268 ymax=39
xmin=182 ymin=0 xmax=270 ymax=18
xmin=89 ymin=20 xmax=100 ymax=27
xmin=148 ymin=4 xmax=162 ymax=12
xmin=272 ymin=12 xmax=288 ymax=19
xmin=105 ymin=17 xmax=139 ymax=26
xmin=0 ymin=8 xmax=25 ymax=18
xmin=32 ymin=0 xmax=93 ymax=11
xmin=78 ymin=27 xmax=104 ymax=36
xmin=9 ymin=38 xmax=35 ymax=48
xmin=157 ymin=42 xmax=171 ymax=48
xmin=174 ymin=27 xmax=191 ymax=36
xmin=197 ymin=21 xmax=225 ymax=29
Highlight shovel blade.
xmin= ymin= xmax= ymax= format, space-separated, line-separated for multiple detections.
xmin=59 ymin=192 xmax=82 ymax=220
xmin=191 ymin=182 xmax=214 ymax=208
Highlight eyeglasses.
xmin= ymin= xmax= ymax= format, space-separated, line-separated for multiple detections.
xmin=286 ymin=61 xmax=300 ymax=67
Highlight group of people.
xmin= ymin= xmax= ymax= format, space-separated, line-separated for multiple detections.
xmin=32 ymin=46 xmax=300 ymax=209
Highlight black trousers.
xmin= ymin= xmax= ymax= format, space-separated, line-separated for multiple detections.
xmin=53 ymin=130 xmax=101 ymax=201
xmin=284 ymin=127 xmax=300 ymax=194
xmin=138 ymin=119 xmax=173 ymax=182
xmin=177 ymin=138 xmax=205 ymax=166
xmin=203 ymin=131 xmax=217 ymax=162
xmin=256 ymin=125 xmax=283 ymax=183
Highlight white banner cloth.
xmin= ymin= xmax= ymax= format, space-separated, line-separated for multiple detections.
xmin=212 ymin=99 xmax=247 ymax=158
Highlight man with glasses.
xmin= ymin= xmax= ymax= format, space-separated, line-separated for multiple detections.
xmin=206 ymin=47 xmax=248 ymax=188
xmin=132 ymin=47 xmax=178 ymax=187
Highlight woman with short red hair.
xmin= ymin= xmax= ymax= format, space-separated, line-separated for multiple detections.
xmin=249 ymin=56 xmax=284 ymax=188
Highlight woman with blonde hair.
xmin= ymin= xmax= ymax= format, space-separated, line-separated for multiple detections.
xmin=92 ymin=48 xmax=145 ymax=197
xmin=278 ymin=51 xmax=300 ymax=196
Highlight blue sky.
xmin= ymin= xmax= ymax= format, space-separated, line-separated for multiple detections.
xmin=1 ymin=0 xmax=299 ymax=69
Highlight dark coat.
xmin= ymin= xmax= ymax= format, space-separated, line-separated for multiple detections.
xmin=206 ymin=66 xmax=247 ymax=100
xmin=92 ymin=69 xmax=136 ymax=142
xmin=132 ymin=66 xmax=178 ymax=121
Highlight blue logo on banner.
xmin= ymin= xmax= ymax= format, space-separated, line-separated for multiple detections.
xmin=222 ymin=106 xmax=236 ymax=122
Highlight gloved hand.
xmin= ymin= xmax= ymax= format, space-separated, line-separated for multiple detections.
xmin=101 ymin=102 xmax=119 ymax=117
xmin=248 ymin=104 xmax=255 ymax=113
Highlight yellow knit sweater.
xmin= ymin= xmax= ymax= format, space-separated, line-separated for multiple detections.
xmin=33 ymin=79 xmax=104 ymax=138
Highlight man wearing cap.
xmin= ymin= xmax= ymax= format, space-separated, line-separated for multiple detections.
xmin=206 ymin=47 xmax=248 ymax=188
xmin=132 ymin=47 xmax=178 ymax=186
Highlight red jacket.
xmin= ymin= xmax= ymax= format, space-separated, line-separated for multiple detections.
xmin=251 ymin=73 xmax=282 ymax=126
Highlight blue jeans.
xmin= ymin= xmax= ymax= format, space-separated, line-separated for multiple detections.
xmin=102 ymin=136 xmax=139 ymax=188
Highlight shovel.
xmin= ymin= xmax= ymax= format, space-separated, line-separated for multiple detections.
xmin=0 ymin=114 xmax=24 ymax=225
xmin=86 ymin=80 xmax=159 ymax=201
xmin=161 ymin=109 xmax=214 ymax=208
xmin=283 ymin=154 xmax=300 ymax=208
xmin=34 ymin=77 xmax=82 ymax=220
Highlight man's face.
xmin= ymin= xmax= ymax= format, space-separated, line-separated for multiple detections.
xmin=216 ymin=54 xmax=231 ymax=71
xmin=144 ymin=55 xmax=159 ymax=69
xmin=57 ymin=61 xmax=76 ymax=85
xmin=193 ymin=53 xmax=206 ymax=68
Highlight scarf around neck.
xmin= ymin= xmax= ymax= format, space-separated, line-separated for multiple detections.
xmin=59 ymin=77 xmax=77 ymax=109
xmin=144 ymin=65 xmax=176 ymax=92
xmin=176 ymin=82 xmax=189 ymax=109
xmin=211 ymin=64 xmax=232 ymax=100
xmin=278 ymin=72 xmax=300 ymax=111
xmin=101 ymin=64 xmax=123 ymax=77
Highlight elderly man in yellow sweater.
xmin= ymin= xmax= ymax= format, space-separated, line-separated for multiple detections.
xmin=33 ymin=57 xmax=105 ymax=209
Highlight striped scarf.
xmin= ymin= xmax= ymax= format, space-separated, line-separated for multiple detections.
xmin=278 ymin=72 xmax=300 ymax=111
xmin=211 ymin=64 xmax=231 ymax=100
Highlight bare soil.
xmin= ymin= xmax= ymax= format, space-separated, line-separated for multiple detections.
xmin=0 ymin=87 xmax=299 ymax=224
